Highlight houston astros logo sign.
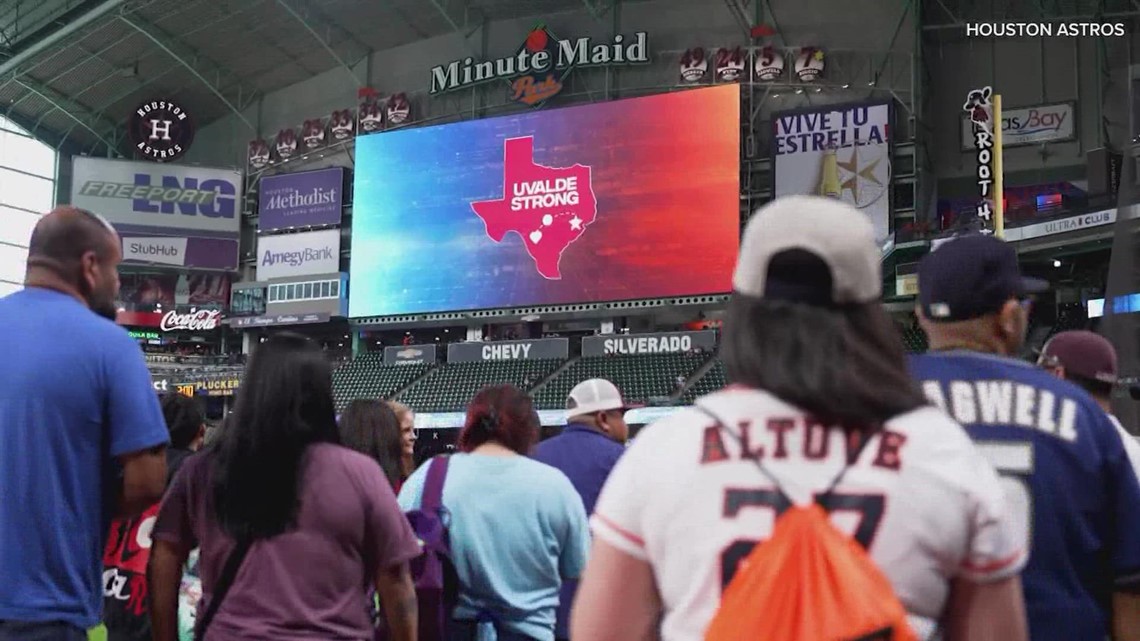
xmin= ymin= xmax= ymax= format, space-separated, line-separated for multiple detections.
xmin=129 ymin=99 xmax=196 ymax=163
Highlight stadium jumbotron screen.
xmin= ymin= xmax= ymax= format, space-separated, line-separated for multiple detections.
xmin=348 ymin=84 xmax=740 ymax=318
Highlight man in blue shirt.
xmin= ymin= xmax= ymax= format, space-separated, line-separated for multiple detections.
xmin=909 ymin=234 xmax=1140 ymax=641
xmin=533 ymin=378 xmax=631 ymax=641
xmin=0 ymin=207 xmax=169 ymax=641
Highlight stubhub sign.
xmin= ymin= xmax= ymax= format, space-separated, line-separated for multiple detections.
xmin=256 ymin=228 xmax=341 ymax=280
xmin=70 ymin=157 xmax=242 ymax=235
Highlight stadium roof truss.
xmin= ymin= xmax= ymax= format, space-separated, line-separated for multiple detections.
xmin=0 ymin=0 xmax=606 ymax=155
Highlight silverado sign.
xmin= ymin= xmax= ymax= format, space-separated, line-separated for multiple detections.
xmin=160 ymin=309 xmax=221 ymax=332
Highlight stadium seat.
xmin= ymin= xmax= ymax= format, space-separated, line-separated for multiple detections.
xmin=331 ymin=352 xmax=434 ymax=412
xmin=681 ymin=359 xmax=728 ymax=403
xmin=397 ymin=358 xmax=565 ymax=412
xmin=533 ymin=352 xmax=710 ymax=409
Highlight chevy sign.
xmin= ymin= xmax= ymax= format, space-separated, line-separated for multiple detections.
xmin=70 ymin=157 xmax=242 ymax=234
xmin=257 ymin=229 xmax=341 ymax=280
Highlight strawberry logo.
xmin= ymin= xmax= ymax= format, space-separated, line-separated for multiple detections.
xmin=525 ymin=26 xmax=548 ymax=52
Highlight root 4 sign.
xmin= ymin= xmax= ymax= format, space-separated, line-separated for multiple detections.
xmin=963 ymin=86 xmax=997 ymax=233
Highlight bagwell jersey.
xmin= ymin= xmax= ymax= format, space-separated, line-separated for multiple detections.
xmin=910 ymin=351 xmax=1140 ymax=641
xmin=591 ymin=388 xmax=1025 ymax=641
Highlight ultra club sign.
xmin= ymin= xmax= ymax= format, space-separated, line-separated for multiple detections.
xmin=160 ymin=309 xmax=221 ymax=332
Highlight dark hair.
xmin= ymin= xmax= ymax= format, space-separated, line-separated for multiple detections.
xmin=722 ymin=259 xmax=926 ymax=428
xmin=459 ymin=385 xmax=539 ymax=454
xmin=161 ymin=393 xmax=205 ymax=450
xmin=339 ymin=399 xmax=404 ymax=489
xmin=211 ymin=332 xmax=340 ymax=541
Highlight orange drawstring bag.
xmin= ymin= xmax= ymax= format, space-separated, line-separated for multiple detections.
xmin=696 ymin=405 xmax=917 ymax=641
xmin=703 ymin=502 xmax=917 ymax=641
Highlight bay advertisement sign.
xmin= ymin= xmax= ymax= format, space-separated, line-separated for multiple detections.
xmin=960 ymin=101 xmax=1075 ymax=149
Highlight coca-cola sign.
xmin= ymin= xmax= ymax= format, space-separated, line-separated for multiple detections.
xmin=160 ymin=309 xmax=221 ymax=332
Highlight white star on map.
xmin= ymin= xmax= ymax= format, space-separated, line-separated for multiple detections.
xmin=569 ymin=215 xmax=583 ymax=231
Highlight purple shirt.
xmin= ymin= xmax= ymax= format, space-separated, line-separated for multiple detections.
xmin=153 ymin=443 xmax=421 ymax=640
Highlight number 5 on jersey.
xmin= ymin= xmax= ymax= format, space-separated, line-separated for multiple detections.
xmin=975 ymin=441 xmax=1034 ymax=553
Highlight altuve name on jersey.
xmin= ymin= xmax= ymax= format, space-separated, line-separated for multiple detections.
xmin=921 ymin=380 xmax=1078 ymax=442
xmin=699 ymin=416 xmax=907 ymax=471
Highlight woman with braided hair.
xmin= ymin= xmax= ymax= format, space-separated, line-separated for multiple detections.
xmin=397 ymin=384 xmax=590 ymax=641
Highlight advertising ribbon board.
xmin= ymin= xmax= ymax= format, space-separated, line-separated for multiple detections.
xmin=228 ymin=312 xmax=331 ymax=328
xmin=413 ymin=405 xmax=685 ymax=429
xmin=176 ymin=378 xmax=240 ymax=397
xmin=447 ymin=338 xmax=569 ymax=362
xmin=258 ymin=167 xmax=345 ymax=232
xmin=581 ymin=330 xmax=717 ymax=357
xmin=70 ymin=157 xmax=242 ymax=236
xmin=383 ymin=344 xmax=438 ymax=366
xmin=1001 ymin=208 xmax=1117 ymax=242
xmin=257 ymin=229 xmax=341 ymax=280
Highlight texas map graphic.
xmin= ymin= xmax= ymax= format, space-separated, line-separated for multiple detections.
xmin=470 ymin=136 xmax=597 ymax=279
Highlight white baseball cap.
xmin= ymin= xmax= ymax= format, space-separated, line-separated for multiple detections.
xmin=567 ymin=378 xmax=635 ymax=416
xmin=733 ymin=195 xmax=881 ymax=305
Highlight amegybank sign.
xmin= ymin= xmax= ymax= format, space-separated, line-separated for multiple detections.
xmin=70 ymin=157 xmax=242 ymax=235
xmin=257 ymin=229 xmax=340 ymax=280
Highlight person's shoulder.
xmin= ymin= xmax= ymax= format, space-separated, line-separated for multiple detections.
xmin=887 ymin=405 xmax=974 ymax=448
xmin=311 ymin=442 xmax=379 ymax=471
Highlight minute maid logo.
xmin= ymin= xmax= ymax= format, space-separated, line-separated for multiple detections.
xmin=430 ymin=26 xmax=649 ymax=107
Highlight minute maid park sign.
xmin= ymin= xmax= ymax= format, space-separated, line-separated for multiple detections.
xmin=430 ymin=26 xmax=649 ymax=107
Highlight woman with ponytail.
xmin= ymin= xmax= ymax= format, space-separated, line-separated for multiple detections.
xmin=397 ymin=385 xmax=590 ymax=641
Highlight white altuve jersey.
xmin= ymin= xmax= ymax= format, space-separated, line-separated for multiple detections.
xmin=591 ymin=388 xmax=1027 ymax=641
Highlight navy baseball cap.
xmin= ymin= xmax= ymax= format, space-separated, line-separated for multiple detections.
xmin=918 ymin=234 xmax=1048 ymax=322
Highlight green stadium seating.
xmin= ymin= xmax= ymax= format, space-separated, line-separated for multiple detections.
xmin=397 ymin=358 xmax=565 ymax=412
xmin=332 ymin=352 xmax=433 ymax=412
xmin=533 ymin=352 xmax=710 ymax=410
xmin=681 ymin=359 xmax=728 ymax=403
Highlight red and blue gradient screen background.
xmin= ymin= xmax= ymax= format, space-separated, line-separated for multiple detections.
xmin=349 ymin=84 xmax=740 ymax=317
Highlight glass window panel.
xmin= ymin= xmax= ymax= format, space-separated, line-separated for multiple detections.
xmin=331 ymin=281 xmax=340 ymax=297
xmin=0 ymin=206 xmax=39 ymax=248
xmin=319 ymin=281 xmax=330 ymax=298
xmin=0 ymin=242 xmax=28 ymax=286
xmin=268 ymin=286 xmax=278 ymax=302
xmin=287 ymin=284 xmax=296 ymax=300
xmin=0 ymin=116 xmax=30 ymax=136
xmin=0 ymin=130 xmax=55 ymax=178
xmin=0 ymin=169 xmax=53 ymax=213
xmin=303 ymin=283 xmax=313 ymax=299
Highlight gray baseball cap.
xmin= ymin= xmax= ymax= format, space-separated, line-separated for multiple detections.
xmin=733 ymin=195 xmax=881 ymax=305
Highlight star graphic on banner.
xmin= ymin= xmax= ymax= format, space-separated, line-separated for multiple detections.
xmin=837 ymin=148 xmax=885 ymax=205
xmin=569 ymin=215 xmax=583 ymax=231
